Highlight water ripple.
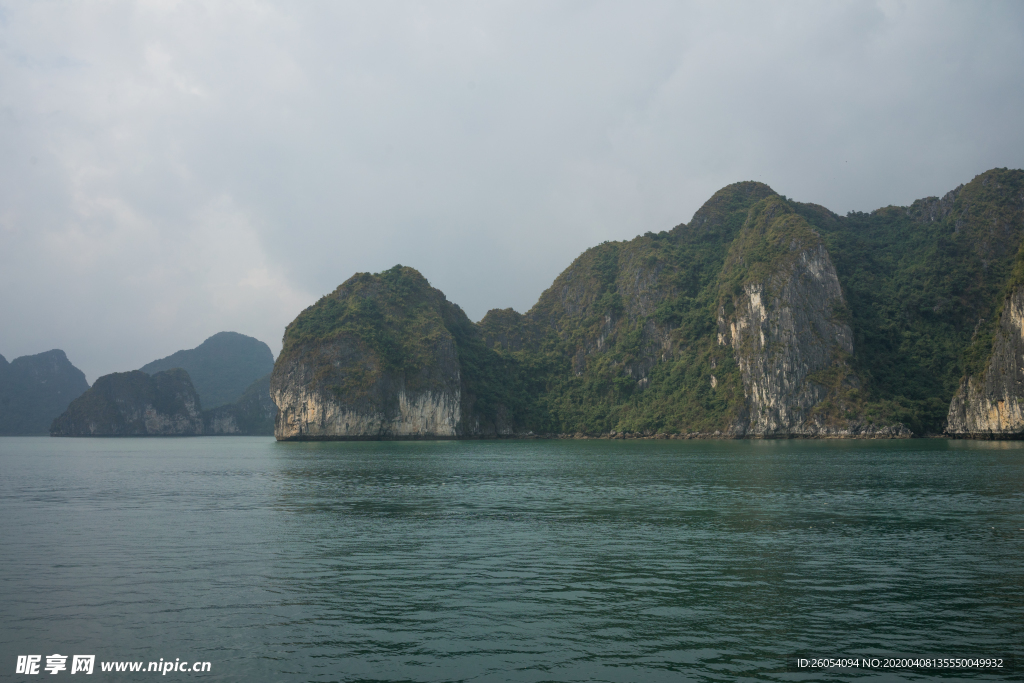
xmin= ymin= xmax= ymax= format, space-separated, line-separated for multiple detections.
xmin=1 ymin=437 xmax=1022 ymax=681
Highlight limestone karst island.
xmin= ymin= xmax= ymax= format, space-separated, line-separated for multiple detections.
xmin=269 ymin=168 xmax=1024 ymax=440
xmin=20 ymin=168 xmax=1024 ymax=440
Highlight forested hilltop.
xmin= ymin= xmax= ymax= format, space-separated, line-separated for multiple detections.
xmin=272 ymin=168 xmax=1024 ymax=439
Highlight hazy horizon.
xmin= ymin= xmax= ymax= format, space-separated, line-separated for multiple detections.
xmin=2 ymin=1 xmax=1023 ymax=383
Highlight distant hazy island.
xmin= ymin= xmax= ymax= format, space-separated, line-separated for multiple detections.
xmin=49 ymin=332 xmax=276 ymax=436
xmin=271 ymin=168 xmax=1024 ymax=440
xmin=0 ymin=350 xmax=89 ymax=435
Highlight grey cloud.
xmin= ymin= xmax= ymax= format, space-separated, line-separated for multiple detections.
xmin=1 ymin=1 xmax=1022 ymax=381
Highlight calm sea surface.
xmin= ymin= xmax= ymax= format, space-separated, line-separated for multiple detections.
xmin=1 ymin=437 xmax=1022 ymax=682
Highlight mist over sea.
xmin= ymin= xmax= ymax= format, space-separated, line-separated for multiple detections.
xmin=1 ymin=437 xmax=1022 ymax=682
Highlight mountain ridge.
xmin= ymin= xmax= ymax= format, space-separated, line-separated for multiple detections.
xmin=208 ymin=169 xmax=1024 ymax=439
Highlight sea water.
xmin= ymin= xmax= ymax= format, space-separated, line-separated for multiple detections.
xmin=0 ymin=437 xmax=1021 ymax=682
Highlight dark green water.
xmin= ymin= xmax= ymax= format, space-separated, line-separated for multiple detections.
xmin=1 ymin=437 xmax=1022 ymax=682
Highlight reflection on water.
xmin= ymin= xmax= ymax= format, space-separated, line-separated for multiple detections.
xmin=1 ymin=437 xmax=1022 ymax=681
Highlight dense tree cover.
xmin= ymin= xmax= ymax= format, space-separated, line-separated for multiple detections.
xmin=801 ymin=168 xmax=1024 ymax=433
xmin=512 ymin=184 xmax=767 ymax=434
xmin=515 ymin=169 xmax=1024 ymax=435
xmin=279 ymin=168 xmax=1024 ymax=436
xmin=279 ymin=265 xmax=552 ymax=433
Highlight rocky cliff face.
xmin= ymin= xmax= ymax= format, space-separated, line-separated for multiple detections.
xmin=716 ymin=199 xmax=909 ymax=437
xmin=945 ymin=286 xmax=1024 ymax=437
xmin=720 ymin=246 xmax=851 ymax=435
xmin=269 ymin=169 xmax=1023 ymax=439
xmin=271 ymin=267 xmax=493 ymax=440
xmin=0 ymin=350 xmax=90 ymax=435
xmin=273 ymin=338 xmax=462 ymax=439
xmin=50 ymin=369 xmax=203 ymax=436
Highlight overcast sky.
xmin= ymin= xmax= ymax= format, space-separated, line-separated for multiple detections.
xmin=2 ymin=1 xmax=1023 ymax=382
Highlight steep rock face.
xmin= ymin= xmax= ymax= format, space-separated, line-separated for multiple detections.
xmin=798 ymin=168 xmax=1024 ymax=434
xmin=717 ymin=198 xmax=908 ymax=437
xmin=273 ymin=338 xmax=461 ymax=439
xmin=907 ymin=184 xmax=964 ymax=224
xmin=507 ymin=182 xmax=776 ymax=434
xmin=267 ymin=169 xmax=1022 ymax=439
xmin=272 ymin=267 xmax=482 ymax=440
xmin=0 ymin=350 xmax=90 ymax=435
xmin=204 ymin=373 xmax=277 ymax=435
xmin=50 ymin=369 xmax=203 ymax=436
xmin=946 ymin=286 xmax=1024 ymax=437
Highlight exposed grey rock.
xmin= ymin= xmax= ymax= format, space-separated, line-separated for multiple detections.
xmin=946 ymin=286 xmax=1024 ymax=437
xmin=717 ymin=201 xmax=908 ymax=438
xmin=273 ymin=337 xmax=462 ymax=440
xmin=721 ymin=244 xmax=848 ymax=434
xmin=271 ymin=268 xmax=481 ymax=440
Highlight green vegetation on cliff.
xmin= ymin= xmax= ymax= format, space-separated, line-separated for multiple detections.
xmin=278 ymin=266 xmax=545 ymax=435
xmin=514 ymin=168 xmax=1024 ymax=435
xmin=513 ymin=183 xmax=775 ymax=434
xmin=800 ymin=168 xmax=1024 ymax=433
xmin=282 ymin=268 xmax=454 ymax=392
xmin=275 ymin=168 xmax=1024 ymax=438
